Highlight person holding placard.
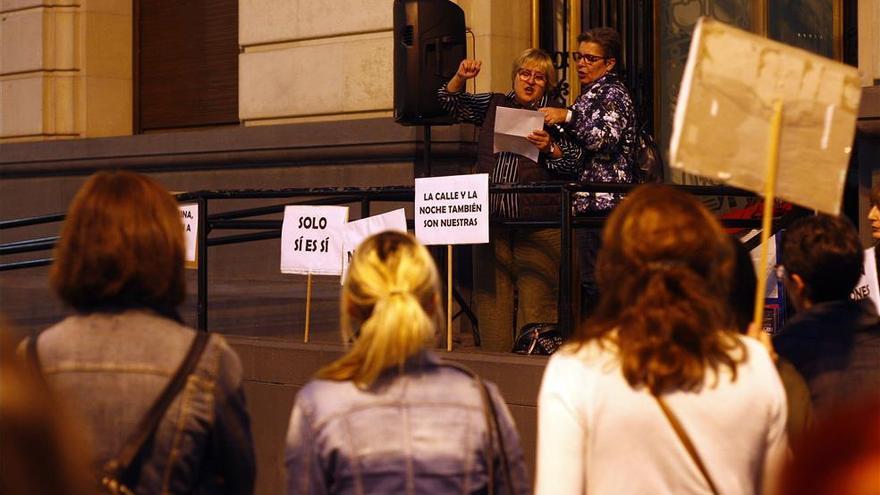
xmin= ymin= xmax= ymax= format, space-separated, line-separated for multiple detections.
xmin=438 ymin=48 xmax=583 ymax=352
xmin=31 ymin=171 xmax=256 ymax=495
xmin=535 ymin=185 xmax=787 ymax=495
xmin=285 ymin=232 xmax=530 ymax=494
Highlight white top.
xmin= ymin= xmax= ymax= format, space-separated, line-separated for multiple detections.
xmin=535 ymin=335 xmax=788 ymax=495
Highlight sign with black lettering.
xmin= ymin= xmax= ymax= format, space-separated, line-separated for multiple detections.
xmin=414 ymin=173 xmax=489 ymax=245
xmin=179 ymin=204 xmax=198 ymax=269
xmin=851 ymin=247 xmax=880 ymax=310
xmin=280 ymin=205 xmax=349 ymax=275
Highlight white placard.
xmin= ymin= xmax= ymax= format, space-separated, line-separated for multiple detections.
xmin=493 ymin=106 xmax=544 ymax=162
xmin=851 ymin=247 xmax=880 ymax=311
xmin=415 ymin=173 xmax=489 ymax=246
xmin=280 ymin=205 xmax=349 ymax=275
xmin=748 ymin=230 xmax=779 ymax=298
xmin=341 ymin=208 xmax=408 ymax=282
xmin=179 ymin=204 xmax=198 ymax=268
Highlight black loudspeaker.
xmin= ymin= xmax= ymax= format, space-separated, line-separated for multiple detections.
xmin=393 ymin=0 xmax=466 ymax=126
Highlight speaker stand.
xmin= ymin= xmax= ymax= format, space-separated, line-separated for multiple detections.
xmin=423 ymin=125 xmax=432 ymax=177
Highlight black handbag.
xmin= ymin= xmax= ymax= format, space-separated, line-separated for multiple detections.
xmin=511 ymin=323 xmax=564 ymax=355
xmin=634 ymin=123 xmax=665 ymax=184
xmin=28 ymin=331 xmax=211 ymax=495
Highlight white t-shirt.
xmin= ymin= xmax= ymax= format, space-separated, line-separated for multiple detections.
xmin=535 ymin=335 xmax=788 ymax=494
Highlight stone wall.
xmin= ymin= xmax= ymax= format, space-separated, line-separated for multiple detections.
xmin=237 ymin=0 xmax=535 ymax=126
xmin=0 ymin=0 xmax=131 ymax=141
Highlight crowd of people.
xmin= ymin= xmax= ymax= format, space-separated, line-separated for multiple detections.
xmin=2 ymin=27 xmax=879 ymax=495
xmin=3 ymin=169 xmax=879 ymax=494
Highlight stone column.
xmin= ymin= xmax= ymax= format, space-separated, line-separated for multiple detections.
xmin=0 ymin=0 xmax=131 ymax=142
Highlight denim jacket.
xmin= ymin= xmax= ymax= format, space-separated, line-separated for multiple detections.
xmin=30 ymin=309 xmax=256 ymax=494
xmin=285 ymin=351 xmax=531 ymax=495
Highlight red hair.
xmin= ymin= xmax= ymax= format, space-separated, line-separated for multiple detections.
xmin=51 ymin=170 xmax=185 ymax=314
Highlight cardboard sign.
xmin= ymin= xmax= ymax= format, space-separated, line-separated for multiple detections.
xmin=179 ymin=204 xmax=198 ymax=269
xmin=341 ymin=208 xmax=408 ymax=281
xmin=280 ymin=205 xmax=349 ymax=275
xmin=414 ymin=173 xmax=489 ymax=246
xmin=851 ymin=247 xmax=880 ymax=311
xmin=670 ymin=17 xmax=861 ymax=215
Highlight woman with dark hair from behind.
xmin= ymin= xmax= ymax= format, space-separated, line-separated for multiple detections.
xmin=285 ymin=231 xmax=529 ymax=494
xmin=33 ymin=170 xmax=255 ymax=494
xmin=535 ymin=185 xmax=788 ymax=494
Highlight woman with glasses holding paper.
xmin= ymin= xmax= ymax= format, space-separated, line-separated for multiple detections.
xmin=437 ymin=48 xmax=584 ymax=352
xmin=540 ymin=28 xmax=638 ymax=211
xmin=540 ymin=28 xmax=639 ymax=319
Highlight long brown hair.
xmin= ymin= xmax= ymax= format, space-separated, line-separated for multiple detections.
xmin=50 ymin=170 xmax=185 ymax=315
xmin=577 ymin=185 xmax=744 ymax=393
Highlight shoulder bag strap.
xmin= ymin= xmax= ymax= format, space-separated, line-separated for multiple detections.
xmin=439 ymin=360 xmax=514 ymax=495
xmin=105 ymin=331 xmax=211 ymax=477
xmin=652 ymin=394 xmax=719 ymax=495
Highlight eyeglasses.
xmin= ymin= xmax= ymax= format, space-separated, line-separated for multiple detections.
xmin=516 ymin=68 xmax=547 ymax=84
xmin=572 ymin=52 xmax=608 ymax=64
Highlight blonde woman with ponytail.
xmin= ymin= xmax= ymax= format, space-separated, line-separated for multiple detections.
xmin=535 ymin=185 xmax=788 ymax=495
xmin=285 ymin=231 xmax=530 ymax=495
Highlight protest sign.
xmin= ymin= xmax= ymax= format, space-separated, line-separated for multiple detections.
xmin=179 ymin=204 xmax=198 ymax=269
xmin=851 ymin=247 xmax=880 ymax=311
xmin=280 ymin=205 xmax=349 ymax=275
xmin=341 ymin=208 xmax=408 ymax=281
xmin=670 ymin=17 xmax=861 ymax=215
xmin=415 ymin=173 xmax=489 ymax=246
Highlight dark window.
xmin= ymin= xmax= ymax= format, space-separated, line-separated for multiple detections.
xmin=135 ymin=0 xmax=238 ymax=133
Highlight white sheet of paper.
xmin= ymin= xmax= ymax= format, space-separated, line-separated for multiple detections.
xmin=493 ymin=106 xmax=544 ymax=162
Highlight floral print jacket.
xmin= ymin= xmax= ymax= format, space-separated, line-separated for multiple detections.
xmin=559 ymin=72 xmax=637 ymax=213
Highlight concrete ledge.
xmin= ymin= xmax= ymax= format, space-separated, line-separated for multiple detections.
xmin=0 ymin=117 xmax=477 ymax=177
xmin=225 ymin=335 xmax=547 ymax=494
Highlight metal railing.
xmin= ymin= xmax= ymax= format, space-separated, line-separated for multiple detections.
xmin=2 ymin=182 xmax=801 ymax=339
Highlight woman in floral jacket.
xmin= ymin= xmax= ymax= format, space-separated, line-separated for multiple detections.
xmin=540 ymin=27 xmax=638 ymax=317
xmin=540 ymin=27 xmax=637 ymax=213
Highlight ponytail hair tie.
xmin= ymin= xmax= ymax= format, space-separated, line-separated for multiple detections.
xmin=645 ymin=260 xmax=685 ymax=272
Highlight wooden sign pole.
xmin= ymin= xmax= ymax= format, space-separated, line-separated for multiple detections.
xmin=304 ymin=272 xmax=313 ymax=343
xmin=752 ymin=100 xmax=784 ymax=330
xmin=447 ymin=245 xmax=453 ymax=352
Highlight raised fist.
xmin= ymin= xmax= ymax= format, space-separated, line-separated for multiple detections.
xmin=456 ymin=59 xmax=482 ymax=80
